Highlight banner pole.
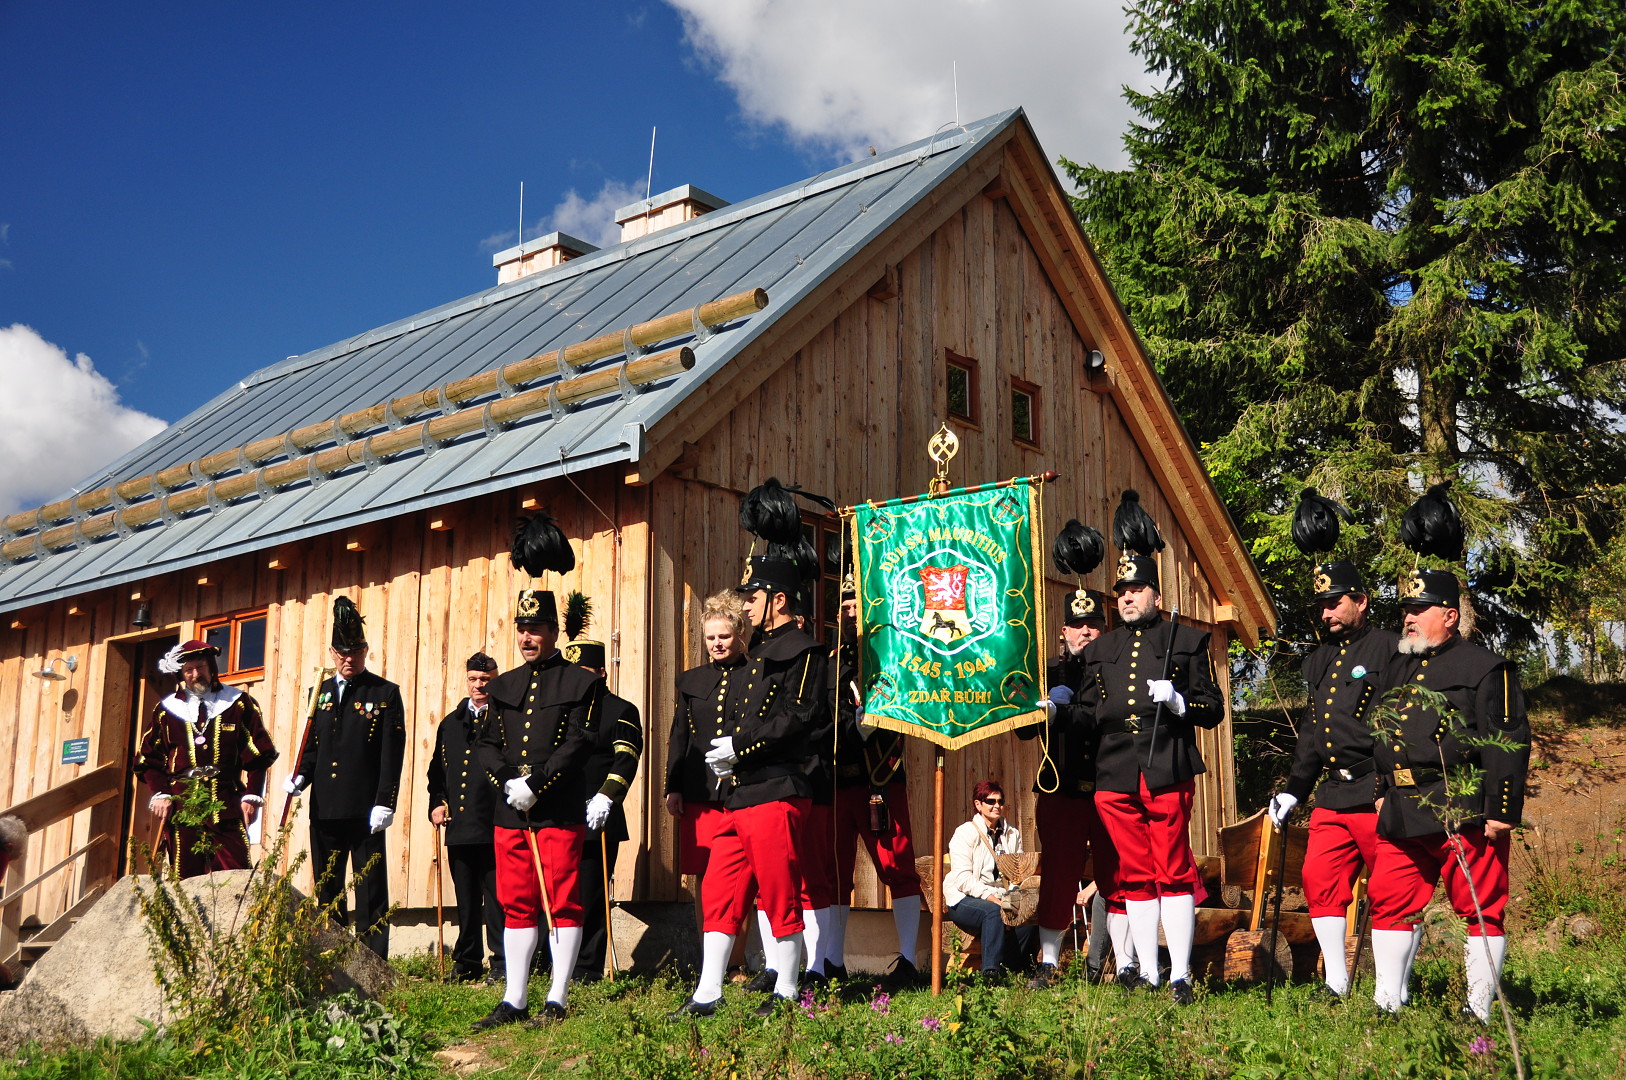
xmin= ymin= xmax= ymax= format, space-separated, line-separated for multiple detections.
xmin=932 ymin=750 xmax=946 ymax=995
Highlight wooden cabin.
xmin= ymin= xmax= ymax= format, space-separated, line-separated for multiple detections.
xmin=0 ymin=109 xmax=1276 ymax=962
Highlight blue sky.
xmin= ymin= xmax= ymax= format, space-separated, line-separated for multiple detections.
xmin=0 ymin=0 xmax=1143 ymax=513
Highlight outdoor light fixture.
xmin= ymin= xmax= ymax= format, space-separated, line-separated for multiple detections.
xmin=32 ymin=655 xmax=78 ymax=681
xmin=131 ymin=601 xmax=153 ymax=629
xmin=1085 ymin=349 xmax=1106 ymax=373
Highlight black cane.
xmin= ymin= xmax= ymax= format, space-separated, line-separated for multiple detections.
xmin=1144 ymin=607 xmax=1180 ymax=769
xmin=1264 ymin=819 xmax=1290 ymax=1005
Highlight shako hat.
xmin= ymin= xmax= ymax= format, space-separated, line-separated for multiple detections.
xmin=1114 ymin=554 xmax=1160 ymax=591
xmin=561 ymin=589 xmax=604 ymax=668
xmin=331 ymin=596 xmax=367 ymax=652
xmin=737 ymin=555 xmax=802 ymax=599
xmin=1312 ymin=560 xmax=1365 ymax=601
xmin=1399 ymin=568 xmax=1460 ymax=609
xmin=1064 ymin=588 xmax=1108 ymax=625
xmin=514 ymin=589 xmax=558 ymax=627
xmin=1111 ymin=490 xmax=1164 ymax=591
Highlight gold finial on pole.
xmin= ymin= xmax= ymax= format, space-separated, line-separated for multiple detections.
xmin=926 ymin=423 xmax=959 ymax=497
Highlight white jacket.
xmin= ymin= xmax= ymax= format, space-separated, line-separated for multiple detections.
xmin=942 ymin=818 xmax=1022 ymax=908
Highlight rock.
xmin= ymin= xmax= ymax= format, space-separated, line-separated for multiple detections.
xmin=0 ymin=870 xmax=394 ymax=1052
xmin=1543 ymin=915 xmax=1567 ymax=950
xmin=435 ymin=1044 xmax=492 ymax=1073
xmin=1566 ymin=914 xmax=1600 ymax=943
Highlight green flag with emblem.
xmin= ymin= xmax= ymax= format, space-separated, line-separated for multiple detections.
xmin=851 ymin=477 xmax=1047 ymax=750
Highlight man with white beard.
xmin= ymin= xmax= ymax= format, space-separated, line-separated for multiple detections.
xmin=1368 ymin=569 xmax=1529 ymax=1022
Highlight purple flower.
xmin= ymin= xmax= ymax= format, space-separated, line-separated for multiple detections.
xmin=800 ymin=987 xmax=817 ymax=1006
xmin=883 ymin=1033 xmax=904 ymax=1045
xmin=1469 ymin=1035 xmax=1496 ymax=1057
xmin=921 ymin=1016 xmax=942 ymax=1032
xmin=871 ymin=993 xmax=891 ymax=1014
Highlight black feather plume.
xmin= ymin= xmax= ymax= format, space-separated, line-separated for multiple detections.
xmin=1400 ymin=482 xmax=1464 ymax=561
xmin=1112 ymin=490 xmax=1165 ymax=556
xmin=510 ymin=511 xmax=576 ymax=576
xmin=564 ymin=590 xmax=593 ymax=641
xmin=739 ymin=478 xmax=804 ymax=546
xmin=767 ymin=537 xmax=821 ymax=581
xmin=332 ymin=596 xmax=366 ymax=652
xmin=1052 ymin=519 xmax=1105 ymax=577
xmin=1290 ymin=487 xmax=1355 ymax=556
xmin=782 ymin=481 xmax=837 ymax=514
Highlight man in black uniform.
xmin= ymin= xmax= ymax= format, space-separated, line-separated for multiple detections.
xmin=1267 ymin=561 xmax=1396 ymax=1000
xmin=472 ymin=588 xmax=602 ymax=1029
xmin=286 ymin=597 xmax=406 ymax=959
xmin=1022 ymin=587 xmax=1119 ymax=986
xmin=427 ymin=652 xmax=504 ymax=982
xmin=563 ymin=632 xmax=642 ymax=982
xmin=1367 ymin=569 xmax=1529 ymax=1021
xmin=1076 ymin=555 xmax=1222 ymax=1005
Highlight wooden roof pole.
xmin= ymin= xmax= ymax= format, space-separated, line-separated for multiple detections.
xmin=3 ymin=287 xmax=766 ymax=535
xmin=1 ymin=347 xmax=695 ymax=562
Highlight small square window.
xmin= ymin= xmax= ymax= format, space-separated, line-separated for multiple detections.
xmin=1011 ymin=378 xmax=1041 ymax=448
xmin=946 ymin=350 xmax=979 ymax=425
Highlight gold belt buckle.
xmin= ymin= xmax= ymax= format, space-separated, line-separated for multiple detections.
xmin=1393 ymin=768 xmax=1415 ymax=787
xmin=518 ymin=764 xmax=532 ymax=778
xmin=1125 ymin=715 xmax=1141 ymax=734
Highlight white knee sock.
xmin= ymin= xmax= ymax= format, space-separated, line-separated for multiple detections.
xmin=1160 ymin=894 xmax=1195 ymax=983
xmin=1038 ymin=926 xmax=1065 ymax=967
xmin=892 ymin=898 xmax=919 ymax=966
xmin=1464 ymin=934 xmax=1507 ymax=1022
xmin=547 ymin=926 xmax=583 ymax=1006
xmin=1125 ymin=898 xmax=1161 ymax=985
xmin=696 ymin=930 xmax=735 ymax=1004
xmin=801 ymin=907 xmax=824 ymax=973
xmin=755 ymin=909 xmax=777 ymax=973
xmin=1108 ymin=911 xmax=1136 ymax=968
xmin=1371 ymin=928 xmax=1413 ymax=1013
xmin=1312 ymin=916 xmax=1351 ymax=995
xmin=773 ymin=932 xmax=803 ymax=998
xmin=1397 ymin=924 xmax=1424 ymax=1004
xmin=502 ymin=927 xmax=540 ymax=1009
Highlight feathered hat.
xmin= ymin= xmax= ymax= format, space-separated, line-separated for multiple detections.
xmin=737 ymin=478 xmax=815 ymax=601
xmin=1290 ymin=487 xmax=1364 ymax=601
xmin=560 ymin=590 xmax=605 ymax=669
xmin=1052 ymin=518 xmax=1106 ymax=623
xmin=1398 ymin=482 xmax=1464 ymax=607
xmin=331 ymin=596 xmax=367 ymax=652
xmin=1111 ymin=490 xmax=1163 ymax=590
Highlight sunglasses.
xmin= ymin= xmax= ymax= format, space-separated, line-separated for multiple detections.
xmin=978 ymin=797 xmax=1005 ymax=806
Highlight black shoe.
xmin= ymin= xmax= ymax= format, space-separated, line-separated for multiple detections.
xmin=803 ymin=968 xmax=830 ymax=988
xmin=526 ymin=1001 xmax=567 ymax=1026
xmin=1027 ymin=963 xmax=1063 ymax=990
xmin=1115 ymin=965 xmax=1141 ymax=990
xmin=1085 ymin=964 xmax=1104 ymax=985
xmin=826 ymin=963 xmax=848 ymax=982
xmin=880 ymin=955 xmax=924 ymax=992
xmin=471 ymin=1001 xmax=529 ymax=1031
xmin=666 ymin=996 xmax=722 ymax=1021
xmin=753 ymin=994 xmax=791 ymax=1018
xmin=745 ymin=968 xmax=778 ymax=993
xmin=1171 ymin=979 xmax=1194 ymax=1006
xmin=1308 ymin=983 xmax=1345 ymax=1004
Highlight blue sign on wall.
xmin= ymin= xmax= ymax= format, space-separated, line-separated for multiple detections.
xmin=61 ymin=738 xmax=90 ymax=765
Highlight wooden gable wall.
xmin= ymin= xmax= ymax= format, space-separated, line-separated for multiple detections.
xmin=641 ymin=186 xmax=1238 ymax=908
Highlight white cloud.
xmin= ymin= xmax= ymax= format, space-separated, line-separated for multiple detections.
xmin=480 ymin=179 xmax=649 ymax=255
xmin=0 ymin=324 xmax=167 ymax=516
xmin=668 ymin=0 xmax=1148 ymax=173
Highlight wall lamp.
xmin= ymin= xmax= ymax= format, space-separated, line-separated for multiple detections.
xmin=32 ymin=655 xmax=78 ymax=681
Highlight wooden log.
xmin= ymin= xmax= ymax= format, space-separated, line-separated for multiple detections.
xmin=2 ymin=347 xmax=695 ymax=561
xmin=3 ymin=289 xmax=764 ymax=534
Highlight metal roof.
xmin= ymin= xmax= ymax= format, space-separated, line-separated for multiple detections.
xmin=0 ymin=111 xmax=1022 ymax=614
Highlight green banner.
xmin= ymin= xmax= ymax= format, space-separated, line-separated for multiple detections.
xmin=851 ymin=478 xmax=1047 ymax=749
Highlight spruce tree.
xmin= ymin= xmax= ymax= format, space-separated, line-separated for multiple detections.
xmin=1066 ymin=0 xmax=1626 ymax=662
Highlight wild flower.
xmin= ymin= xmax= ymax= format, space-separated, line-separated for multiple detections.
xmin=883 ymin=1033 xmax=904 ymax=1045
xmin=871 ymin=992 xmax=892 ymax=1014
xmin=921 ymin=1016 xmax=942 ymax=1032
xmin=1469 ymin=1035 xmax=1496 ymax=1057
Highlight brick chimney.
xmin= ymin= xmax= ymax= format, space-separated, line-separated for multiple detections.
xmin=493 ymin=231 xmax=598 ymax=284
xmin=615 ymin=185 xmax=729 ymax=243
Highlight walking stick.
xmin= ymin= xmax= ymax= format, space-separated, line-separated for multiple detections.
xmin=522 ymin=827 xmax=557 ymax=939
xmin=277 ymin=668 xmax=331 ymax=856
xmin=433 ymin=823 xmax=446 ymax=981
xmin=601 ymin=830 xmax=618 ymax=980
xmin=1144 ymin=607 xmax=1180 ymax=769
xmin=1264 ymin=819 xmax=1290 ymax=1005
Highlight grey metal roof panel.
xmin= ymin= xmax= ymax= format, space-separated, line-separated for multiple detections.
xmin=0 ymin=110 xmax=1019 ymax=613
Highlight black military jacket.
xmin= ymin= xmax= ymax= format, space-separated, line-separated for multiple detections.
xmin=1373 ymin=635 xmax=1530 ymax=839
xmin=725 ymin=620 xmax=825 ymax=809
xmin=1017 ymin=652 xmax=1099 ymax=798
xmin=831 ymin=640 xmax=909 ymax=793
xmin=583 ymin=690 xmax=642 ymax=845
xmin=1075 ymin=616 xmax=1222 ymax=793
xmin=297 ymin=669 xmax=406 ymax=821
xmin=427 ymin=699 xmax=497 ymax=847
xmin=665 ymin=656 xmax=749 ymax=803
xmin=1285 ymin=625 xmax=1399 ymax=809
xmin=478 ymin=652 xmax=601 ymax=830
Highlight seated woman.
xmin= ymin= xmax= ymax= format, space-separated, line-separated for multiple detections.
xmin=943 ymin=779 xmax=1037 ymax=975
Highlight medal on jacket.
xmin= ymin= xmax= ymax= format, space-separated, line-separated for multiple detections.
xmin=1352 ymin=665 xmax=1367 ymax=679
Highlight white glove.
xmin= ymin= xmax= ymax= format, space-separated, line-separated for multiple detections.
xmin=283 ymin=774 xmax=306 ymax=795
xmin=505 ymin=777 xmax=536 ymax=811
xmin=368 ymin=805 xmax=394 ymax=833
xmin=1268 ymin=792 xmax=1298 ymax=829
xmin=586 ymin=792 xmax=614 ymax=830
xmin=1147 ymin=679 xmax=1186 ymax=716
xmin=1049 ymin=685 xmax=1074 ymax=706
xmin=148 ymin=793 xmax=173 ymax=814
xmin=705 ymin=736 xmax=738 ymax=777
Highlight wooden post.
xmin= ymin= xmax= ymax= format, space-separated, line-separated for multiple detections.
xmin=931 ymin=750 xmax=946 ymax=995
